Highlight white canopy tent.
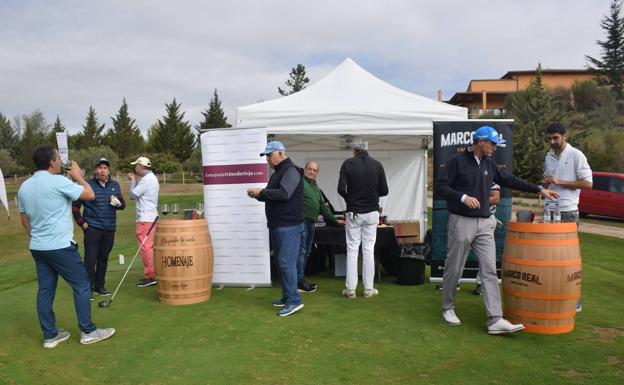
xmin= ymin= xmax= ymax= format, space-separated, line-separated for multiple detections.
xmin=237 ymin=58 xmax=467 ymax=240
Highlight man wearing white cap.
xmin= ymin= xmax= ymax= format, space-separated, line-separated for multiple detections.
xmin=128 ymin=156 xmax=160 ymax=287
xmin=436 ymin=125 xmax=559 ymax=334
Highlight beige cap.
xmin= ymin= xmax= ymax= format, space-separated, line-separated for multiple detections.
xmin=130 ymin=156 xmax=151 ymax=167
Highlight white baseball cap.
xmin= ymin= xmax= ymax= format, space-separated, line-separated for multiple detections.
xmin=130 ymin=156 xmax=152 ymax=167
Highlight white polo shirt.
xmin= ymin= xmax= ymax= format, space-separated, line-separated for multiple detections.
xmin=543 ymin=143 xmax=592 ymax=211
xmin=130 ymin=171 xmax=160 ymax=222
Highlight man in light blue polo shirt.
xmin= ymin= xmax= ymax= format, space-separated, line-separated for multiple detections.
xmin=18 ymin=145 xmax=115 ymax=348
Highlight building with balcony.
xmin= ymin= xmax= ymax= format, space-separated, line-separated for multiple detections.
xmin=447 ymin=69 xmax=594 ymax=118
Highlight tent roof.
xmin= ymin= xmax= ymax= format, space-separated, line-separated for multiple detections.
xmin=236 ymin=58 xmax=467 ymax=136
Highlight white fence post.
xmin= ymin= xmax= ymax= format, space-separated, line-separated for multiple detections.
xmin=182 ymin=172 xmax=185 ymax=184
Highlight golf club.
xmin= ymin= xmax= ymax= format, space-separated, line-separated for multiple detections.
xmin=98 ymin=216 xmax=159 ymax=308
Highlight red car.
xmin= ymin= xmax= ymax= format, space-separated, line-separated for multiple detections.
xmin=579 ymin=172 xmax=624 ymax=219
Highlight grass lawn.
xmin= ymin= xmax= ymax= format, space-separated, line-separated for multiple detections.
xmin=0 ymin=190 xmax=623 ymax=385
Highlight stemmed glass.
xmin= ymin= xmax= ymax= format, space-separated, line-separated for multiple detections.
xmin=196 ymin=202 xmax=204 ymax=219
xmin=171 ymin=203 xmax=179 ymax=219
xmin=160 ymin=203 xmax=169 ymax=219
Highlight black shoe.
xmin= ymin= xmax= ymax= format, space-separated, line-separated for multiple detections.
xmin=473 ymin=284 xmax=482 ymax=296
xmin=96 ymin=287 xmax=112 ymax=296
xmin=297 ymin=281 xmax=317 ymax=293
xmin=136 ymin=278 xmax=157 ymax=287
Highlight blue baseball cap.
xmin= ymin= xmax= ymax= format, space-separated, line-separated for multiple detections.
xmin=473 ymin=126 xmax=507 ymax=146
xmin=260 ymin=140 xmax=286 ymax=156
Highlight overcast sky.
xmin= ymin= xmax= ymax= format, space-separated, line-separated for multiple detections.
xmin=0 ymin=0 xmax=609 ymax=135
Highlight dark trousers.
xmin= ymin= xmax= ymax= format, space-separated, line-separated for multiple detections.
xmin=83 ymin=227 xmax=115 ymax=290
xmin=31 ymin=244 xmax=97 ymax=339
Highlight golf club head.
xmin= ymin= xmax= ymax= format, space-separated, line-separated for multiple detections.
xmin=98 ymin=300 xmax=112 ymax=308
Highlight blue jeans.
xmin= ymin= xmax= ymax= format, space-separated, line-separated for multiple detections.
xmin=297 ymin=220 xmax=316 ymax=284
xmin=271 ymin=224 xmax=304 ymax=306
xmin=31 ymin=243 xmax=97 ymax=339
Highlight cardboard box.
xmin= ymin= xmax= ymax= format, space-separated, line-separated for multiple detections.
xmin=390 ymin=221 xmax=420 ymax=244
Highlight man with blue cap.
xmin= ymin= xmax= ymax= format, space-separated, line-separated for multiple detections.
xmin=247 ymin=140 xmax=305 ymax=317
xmin=436 ymin=125 xmax=559 ymax=334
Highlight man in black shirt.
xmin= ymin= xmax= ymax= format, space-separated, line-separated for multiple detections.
xmin=338 ymin=138 xmax=388 ymax=299
xmin=436 ymin=126 xmax=558 ymax=334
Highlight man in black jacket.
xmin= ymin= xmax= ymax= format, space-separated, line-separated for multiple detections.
xmin=338 ymin=138 xmax=388 ymax=299
xmin=436 ymin=125 xmax=559 ymax=334
xmin=248 ymin=141 xmax=305 ymax=317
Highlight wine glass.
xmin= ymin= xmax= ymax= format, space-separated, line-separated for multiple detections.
xmin=171 ymin=203 xmax=179 ymax=219
xmin=160 ymin=203 xmax=169 ymax=219
xmin=196 ymin=202 xmax=204 ymax=219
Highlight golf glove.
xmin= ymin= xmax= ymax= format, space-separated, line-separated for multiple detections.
xmin=110 ymin=196 xmax=121 ymax=207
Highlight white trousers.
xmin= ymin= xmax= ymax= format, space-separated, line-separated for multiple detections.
xmin=345 ymin=211 xmax=379 ymax=291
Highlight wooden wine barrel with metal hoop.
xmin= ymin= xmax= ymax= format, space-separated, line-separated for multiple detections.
xmin=154 ymin=219 xmax=214 ymax=305
xmin=502 ymin=222 xmax=581 ymax=334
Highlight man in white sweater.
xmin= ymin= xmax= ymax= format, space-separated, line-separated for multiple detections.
xmin=128 ymin=157 xmax=160 ymax=287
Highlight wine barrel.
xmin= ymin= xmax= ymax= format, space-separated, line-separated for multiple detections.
xmin=154 ymin=219 xmax=214 ymax=305
xmin=502 ymin=222 xmax=581 ymax=334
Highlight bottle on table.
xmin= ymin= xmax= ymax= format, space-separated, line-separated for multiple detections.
xmin=553 ymin=202 xmax=561 ymax=223
xmin=543 ymin=202 xmax=552 ymax=223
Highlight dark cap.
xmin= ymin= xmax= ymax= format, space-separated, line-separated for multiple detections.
xmin=95 ymin=157 xmax=110 ymax=167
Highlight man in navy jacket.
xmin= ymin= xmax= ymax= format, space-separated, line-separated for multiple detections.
xmin=248 ymin=141 xmax=305 ymax=317
xmin=435 ymin=126 xmax=558 ymax=334
xmin=73 ymin=158 xmax=125 ymax=298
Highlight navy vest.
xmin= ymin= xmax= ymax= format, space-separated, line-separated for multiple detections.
xmin=265 ymin=158 xmax=304 ymax=228
xmin=81 ymin=178 xmax=122 ymax=231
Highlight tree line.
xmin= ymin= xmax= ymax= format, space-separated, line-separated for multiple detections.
xmin=0 ymin=89 xmax=231 ymax=175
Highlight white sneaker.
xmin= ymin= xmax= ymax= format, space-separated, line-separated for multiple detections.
xmin=80 ymin=328 xmax=116 ymax=344
xmin=488 ymin=318 xmax=525 ymax=335
xmin=342 ymin=289 xmax=356 ymax=299
xmin=43 ymin=330 xmax=70 ymax=348
xmin=442 ymin=309 xmax=461 ymax=326
xmin=363 ymin=288 xmax=379 ymax=298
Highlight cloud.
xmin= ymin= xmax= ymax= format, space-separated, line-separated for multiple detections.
xmin=0 ymin=0 xmax=608 ymax=134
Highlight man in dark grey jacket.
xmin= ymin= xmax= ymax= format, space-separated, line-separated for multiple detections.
xmin=436 ymin=125 xmax=558 ymax=334
xmin=338 ymin=138 xmax=388 ymax=299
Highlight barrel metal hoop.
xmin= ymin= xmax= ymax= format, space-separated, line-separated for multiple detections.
xmin=505 ymin=307 xmax=577 ymax=319
xmin=507 ymin=222 xmax=578 ymax=233
xmin=505 ymin=237 xmax=579 ymax=246
xmin=503 ymin=256 xmax=582 ymax=267
xmin=502 ymin=287 xmax=580 ymax=300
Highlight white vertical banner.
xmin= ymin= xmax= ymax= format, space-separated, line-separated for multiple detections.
xmin=55 ymin=132 xmax=69 ymax=164
xmin=0 ymin=168 xmax=8 ymax=217
xmin=200 ymin=127 xmax=271 ymax=287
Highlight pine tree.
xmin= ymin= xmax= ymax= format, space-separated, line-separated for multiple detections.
xmin=195 ymin=89 xmax=232 ymax=136
xmin=47 ymin=115 xmax=66 ymax=144
xmin=586 ymin=0 xmax=624 ymax=97
xmin=0 ymin=112 xmax=19 ymax=158
xmin=75 ymin=106 xmax=105 ymax=150
xmin=507 ymin=64 xmax=564 ymax=182
xmin=151 ymin=98 xmax=195 ymax=162
xmin=16 ymin=110 xmax=50 ymax=170
xmin=104 ymin=98 xmax=144 ymax=160
xmin=278 ymin=64 xmax=310 ymax=96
